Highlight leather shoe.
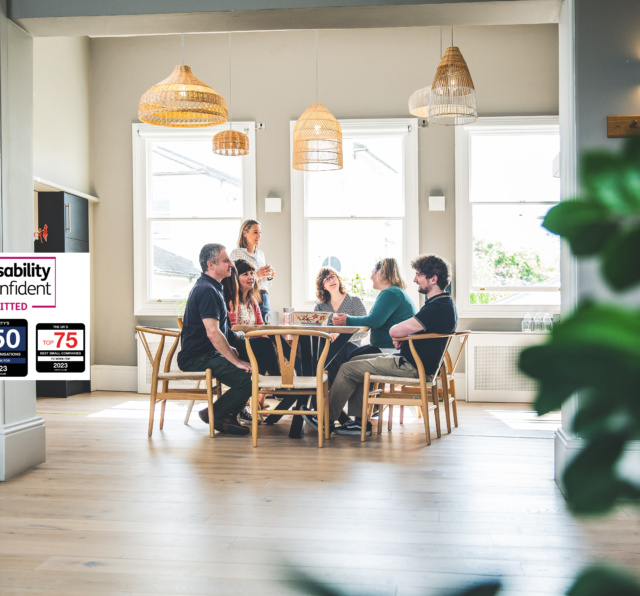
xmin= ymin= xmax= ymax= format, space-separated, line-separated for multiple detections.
xmin=215 ymin=414 xmax=250 ymax=436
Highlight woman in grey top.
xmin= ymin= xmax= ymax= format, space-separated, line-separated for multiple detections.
xmin=314 ymin=267 xmax=367 ymax=339
xmin=230 ymin=219 xmax=274 ymax=320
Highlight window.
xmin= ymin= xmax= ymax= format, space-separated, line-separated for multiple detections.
xmin=133 ymin=123 xmax=256 ymax=315
xmin=455 ymin=116 xmax=561 ymax=318
xmin=291 ymin=119 xmax=419 ymax=310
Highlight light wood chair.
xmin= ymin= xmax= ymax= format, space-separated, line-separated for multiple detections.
xmin=360 ymin=333 xmax=458 ymax=444
xmin=437 ymin=331 xmax=471 ymax=432
xmin=136 ymin=326 xmax=221 ymax=437
xmin=244 ymin=329 xmax=331 ymax=448
xmin=396 ymin=329 xmax=471 ymax=433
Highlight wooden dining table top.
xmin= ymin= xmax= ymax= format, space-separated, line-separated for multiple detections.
xmin=231 ymin=324 xmax=369 ymax=334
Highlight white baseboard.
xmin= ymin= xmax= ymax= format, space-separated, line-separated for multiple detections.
xmin=91 ymin=365 xmax=137 ymax=392
xmin=554 ymin=428 xmax=640 ymax=496
xmin=0 ymin=417 xmax=46 ymax=481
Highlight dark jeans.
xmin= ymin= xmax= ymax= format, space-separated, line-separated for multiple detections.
xmin=259 ymin=290 xmax=270 ymax=321
xmin=237 ymin=337 xmax=280 ymax=376
xmin=326 ymin=343 xmax=382 ymax=387
xmin=184 ymin=351 xmax=252 ymax=418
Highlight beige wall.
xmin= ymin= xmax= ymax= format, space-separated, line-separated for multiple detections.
xmin=34 ymin=36 xmax=93 ymax=196
xmin=90 ymin=25 xmax=559 ymax=367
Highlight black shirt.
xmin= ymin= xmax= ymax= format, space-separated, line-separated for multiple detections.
xmin=400 ymin=292 xmax=457 ymax=376
xmin=177 ymin=273 xmax=238 ymax=370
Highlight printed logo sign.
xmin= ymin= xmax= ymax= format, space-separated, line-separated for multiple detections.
xmin=0 ymin=254 xmax=90 ymax=381
xmin=0 ymin=257 xmax=56 ymax=309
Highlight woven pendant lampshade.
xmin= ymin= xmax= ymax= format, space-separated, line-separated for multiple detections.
xmin=213 ymin=129 xmax=249 ymax=156
xmin=212 ymin=33 xmax=249 ymax=156
xmin=293 ymin=103 xmax=343 ymax=171
xmin=428 ymin=46 xmax=478 ymax=126
xmin=139 ymin=64 xmax=228 ymax=128
xmin=409 ymin=85 xmax=432 ymax=118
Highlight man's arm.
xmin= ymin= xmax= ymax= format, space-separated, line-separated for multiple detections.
xmin=202 ymin=318 xmax=251 ymax=373
xmin=389 ymin=317 xmax=424 ymax=339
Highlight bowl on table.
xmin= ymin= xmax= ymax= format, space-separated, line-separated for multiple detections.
xmin=291 ymin=311 xmax=331 ymax=326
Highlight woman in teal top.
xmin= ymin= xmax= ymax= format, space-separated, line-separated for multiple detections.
xmin=329 ymin=258 xmax=416 ymax=385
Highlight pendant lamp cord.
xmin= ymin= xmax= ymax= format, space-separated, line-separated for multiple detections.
xmin=440 ymin=26 xmax=442 ymax=56
xmin=228 ymin=31 xmax=232 ymax=129
xmin=451 ymin=26 xmax=454 ymax=48
xmin=315 ymin=30 xmax=319 ymax=104
xmin=181 ymin=33 xmax=184 ymax=65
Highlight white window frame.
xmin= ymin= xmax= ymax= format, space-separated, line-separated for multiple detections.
xmin=455 ymin=115 xmax=561 ymax=319
xmin=132 ymin=122 xmax=256 ymax=316
xmin=290 ymin=118 xmax=419 ymax=311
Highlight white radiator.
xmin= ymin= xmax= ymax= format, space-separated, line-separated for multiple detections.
xmin=136 ymin=330 xmax=198 ymax=394
xmin=466 ymin=332 xmax=547 ymax=403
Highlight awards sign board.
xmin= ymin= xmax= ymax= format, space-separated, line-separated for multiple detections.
xmin=0 ymin=254 xmax=90 ymax=380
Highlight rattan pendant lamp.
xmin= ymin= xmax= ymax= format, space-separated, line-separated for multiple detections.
xmin=427 ymin=27 xmax=478 ymax=126
xmin=139 ymin=34 xmax=228 ymax=128
xmin=292 ymin=30 xmax=343 ymax=171
xmin=213 ymin=33 xmax=249 ymax=156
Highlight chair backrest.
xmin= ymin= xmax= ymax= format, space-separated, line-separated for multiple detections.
xmin=135 ymin=326 xmax=181 ymax=376
xmin=395 ymin=332 xmax=457 ymax=387
xmin=244 ymin=329 xmax=331 ymax=389
xmin=445 ymin=330 xmax=471 ymax=376
xmin=177 ymin=317 xmax=183 ymax=330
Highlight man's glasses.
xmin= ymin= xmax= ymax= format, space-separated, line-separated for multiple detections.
xmin=323 ymin=274 xmax=337 ymax=284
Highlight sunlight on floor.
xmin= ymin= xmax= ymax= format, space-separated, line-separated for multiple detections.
xmin=487 ymin=409 xmax=562 ymax=431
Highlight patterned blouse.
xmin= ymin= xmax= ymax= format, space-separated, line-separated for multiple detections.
xmin=229 ymin=247 xmax=272 ymax=292
xmin=314 ymin=293 xmax=368 ymax=344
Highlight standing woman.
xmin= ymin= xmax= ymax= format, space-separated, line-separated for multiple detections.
xmin=230 ymin=220 xmax=274 ymax=321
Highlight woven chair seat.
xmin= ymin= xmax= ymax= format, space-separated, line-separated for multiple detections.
xmin=157 ymin=371 xmax=210 ymax=381
xmin=369 ymin=374 xmax=431 ymax=386
xmin=259 ymin=373 xmax=328 ymax=390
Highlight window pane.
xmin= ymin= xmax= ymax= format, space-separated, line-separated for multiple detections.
xmin=470 ymin=133 xmax=560 ymax=203
xmin=306 ymin=219 xmax=403 ymax=302
xmin=472 ymin=204 xmax=560 ymax=288
xmin=470 ymin=292 xmax=560 ymax=306
xmin=306 ymin=137 xmax=404 ymax=217
xmin=150 ymin=140 xmax=243 ymax=218
xmin=151 ymin=219 xmax=240 ymax=299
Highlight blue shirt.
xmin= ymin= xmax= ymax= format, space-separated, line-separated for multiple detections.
xmin=178 ymin=273 xmax=238 ymax=370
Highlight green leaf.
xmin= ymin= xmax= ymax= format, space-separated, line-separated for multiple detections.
xmin=563 ymin=433 xmax=636 ymax=514
xmin=601 ymin=225 xmax=640 ymax=290
xmin=581 ymin=151 xmax=640 ymax=212
xmin=572 ymin=392 xmax=618 ymax=437
xmin=568 ymin=565 xmax=640 ymax=596
xmin=542 ymin=202 xmax=618 ymax=255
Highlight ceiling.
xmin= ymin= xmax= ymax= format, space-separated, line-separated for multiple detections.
xmin=10 ymin=0 xmax=562 ymax=37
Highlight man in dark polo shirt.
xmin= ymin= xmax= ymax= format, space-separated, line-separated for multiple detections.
xmin=318 ymin=254 xmax=457 ymax=436
xmin=178 ymin=243 xmax=252 ymax=436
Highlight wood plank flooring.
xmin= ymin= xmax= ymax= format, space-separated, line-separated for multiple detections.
xmin=0 ymin=393 xmax=638 ymax=596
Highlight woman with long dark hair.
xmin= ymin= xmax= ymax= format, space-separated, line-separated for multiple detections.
xmin=221 ymin=260 xmax=279 ymax=423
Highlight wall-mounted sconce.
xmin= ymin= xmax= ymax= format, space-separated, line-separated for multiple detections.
xmin=607 ymin=115 xmax=640 ymax=138
xmin=429 ymin=196 xmax=446 ymax=211
xmin=265 ymin=197 xmax=282 ymax=212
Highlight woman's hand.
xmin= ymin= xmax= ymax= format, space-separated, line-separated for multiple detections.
xmin=256 ymin=265 xmax=272 ymax=279
xmin=332 ymin=313 xmax=348 ymax=326
xmin=393 ymin=340 xmax=403 ymax=350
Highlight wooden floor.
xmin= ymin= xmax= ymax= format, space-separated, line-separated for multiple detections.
xmin=0 ymin=393 xmax=638 ymax=596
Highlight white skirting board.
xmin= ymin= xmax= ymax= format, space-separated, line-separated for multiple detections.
xmin=555 ymin=429 xmax=640 ymax=497
xmin=91 ymin=365 xmax=137 ymax=392
xmin=0 ymin=417 xmax=46 ymax=481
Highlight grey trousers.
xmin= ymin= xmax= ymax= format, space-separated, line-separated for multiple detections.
xmin=328 ymin=354 xmax=427 ymax=421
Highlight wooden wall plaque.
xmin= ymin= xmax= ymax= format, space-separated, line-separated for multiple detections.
xmin=607 ymin=115 xmax=640 ymax=138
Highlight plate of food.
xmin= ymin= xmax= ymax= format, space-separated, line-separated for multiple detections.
xmin=292 ymin=311 xmax=331 ymax=326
